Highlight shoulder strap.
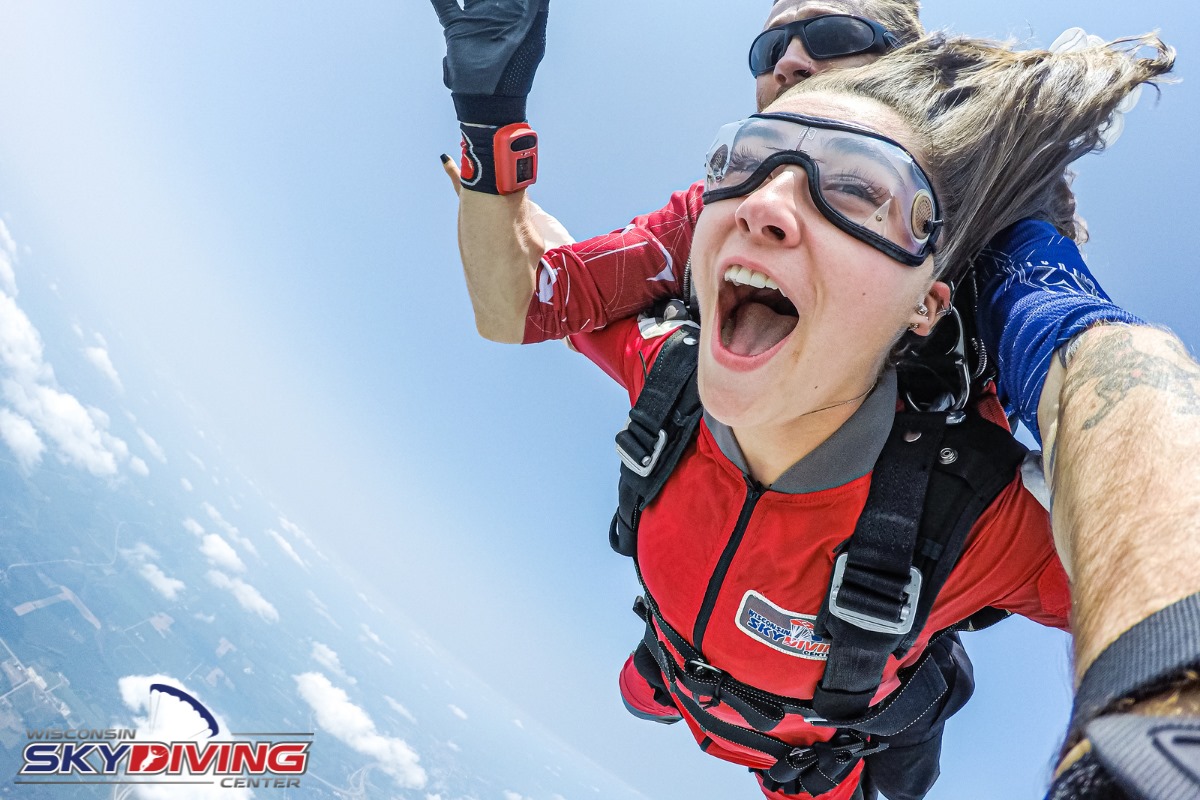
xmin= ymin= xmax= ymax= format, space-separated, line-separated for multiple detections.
xmin=813 ymin=408 xmax=1028 ymax=723
xmin=609 ymin=328 xmax=702 ymax=557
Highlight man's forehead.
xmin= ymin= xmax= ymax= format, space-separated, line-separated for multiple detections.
xmin=765 ymin=0 xmax=864 ymax=30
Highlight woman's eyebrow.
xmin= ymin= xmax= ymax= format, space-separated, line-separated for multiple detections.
xmin=824 ymin=136 xmax=905 ymax=183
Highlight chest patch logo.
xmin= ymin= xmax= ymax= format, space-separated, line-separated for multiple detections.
xmin=736 ymin=590 xmax=830 ymax=661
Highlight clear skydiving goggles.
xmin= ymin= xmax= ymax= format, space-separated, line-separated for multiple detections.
xmin=702 ymin=112 xmax=942 ymax=267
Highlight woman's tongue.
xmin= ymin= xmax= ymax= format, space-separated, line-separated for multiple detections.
xmin=721 ymin=301 xmax=798 ymax=357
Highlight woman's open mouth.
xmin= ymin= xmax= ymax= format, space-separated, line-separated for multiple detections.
xmin=715 ymin=264 xmax=800 ymax=365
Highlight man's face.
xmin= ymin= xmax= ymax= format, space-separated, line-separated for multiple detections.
xmin=755 ymin=1 xmax=885 ymax=112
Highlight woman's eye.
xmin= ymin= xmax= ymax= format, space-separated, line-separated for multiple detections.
xmin=823 ymin=174 xmax=887 ymax=203
xmin=727 ymin=147 xmax=759 ymax=173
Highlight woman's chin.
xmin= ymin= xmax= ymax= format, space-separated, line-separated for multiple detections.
xmin=697 ymin=358 xmax=772 ymax=430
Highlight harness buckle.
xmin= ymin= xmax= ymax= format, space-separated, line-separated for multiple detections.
xmin=828 ymin=553 xmax=922 ymax=636
xmin=616 ymin=426 xmax=668 ymax=477
xmin=685 ymin=659 xmax=725 ymax=679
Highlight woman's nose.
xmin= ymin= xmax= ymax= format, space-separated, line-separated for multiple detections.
xmin=734 ymin=171 xmax=805 ymax=246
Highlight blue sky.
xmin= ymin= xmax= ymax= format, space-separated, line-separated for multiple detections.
xmin=0 ymin=2 xmax=1196 ymax=798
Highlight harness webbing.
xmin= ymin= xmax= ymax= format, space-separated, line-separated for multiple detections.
xmin=610 ymin=328 xmax=702 ymax=557
xmin=610 ymin=324 xmax=1029 ymax=792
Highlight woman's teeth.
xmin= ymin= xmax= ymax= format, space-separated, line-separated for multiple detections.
xmin=723 ymin=265 xmax=783 ymax=294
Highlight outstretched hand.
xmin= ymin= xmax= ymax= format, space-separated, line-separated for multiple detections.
xmin=431 ymin=0 xmax=550 ymax=126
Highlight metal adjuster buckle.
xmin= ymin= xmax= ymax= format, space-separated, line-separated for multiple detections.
xmin=685 ymin=659 xmax=724 ymax=679
xmin=828 ymin=553 xmax=922 ymax=635
xmin=617 ymin=426 xmax=668 ymax=477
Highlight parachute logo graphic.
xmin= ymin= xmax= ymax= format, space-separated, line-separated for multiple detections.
xmin=783 ymin=618 xmax=820 ymax=646
xmin=18 ymin=679 xmax=311 ymax=791
xmin=128 ymin=683 xmax=221 ymax=775
xmin=736 ymin=590 xmax=831 ymax=661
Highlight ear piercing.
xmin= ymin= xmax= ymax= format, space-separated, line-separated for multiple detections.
xmin=917 ymin=303 xmax=929 ymax=317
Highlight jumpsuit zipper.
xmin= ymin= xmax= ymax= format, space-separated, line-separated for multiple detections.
xmin=692 ymin=477 xmax=764 ymax=653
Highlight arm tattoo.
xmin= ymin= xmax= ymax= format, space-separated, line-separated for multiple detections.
xmin=1061 ymin=328 xmax=1200 ymax=430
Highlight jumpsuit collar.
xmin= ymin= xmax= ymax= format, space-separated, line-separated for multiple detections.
xmin=703 ymin=367 xmax=897 ymax=494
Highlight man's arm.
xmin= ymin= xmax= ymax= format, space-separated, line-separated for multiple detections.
xmin=1039 ymin=324 xmax=1200 ymax=678
xmin=457 ymin=190 xmax=544 ymax=343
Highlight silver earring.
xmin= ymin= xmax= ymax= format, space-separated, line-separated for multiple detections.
xmin=909 ymin=322 xmax=920 ymax=331
xmin=917 ymin=303 xmax=929 ymax=317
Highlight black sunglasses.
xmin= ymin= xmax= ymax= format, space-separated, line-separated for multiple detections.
xmin=748 ymin=14 xmax=900 ymax=76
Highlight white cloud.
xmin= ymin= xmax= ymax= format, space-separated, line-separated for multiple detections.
xmin=503 ymin=791 xmax=531 ymax=800
xmin=360 ymin=623 xmax=387 ymax=649
xmin=123 ymin=542 xmax=183 ymax=601
xmin=384 ymin=696 xmax=417 ymax=725
xmin=193 ymin=612 xmax=215 ymax=624
xmin=307 ymin=590 xmax=341 ymax=629
xmin=279 ymin=515 xmax=326 ymax=561
xmin=123 ymin=542 xmax=160 ymax=561
xmin=83 ymin=345 xmax=123 ymax=392
xmin=294 ymin=672 xmax=426 ymax=789
xmin=357 ymin=592 xmax=383 ymax=614
xmin=182 ymin=517 xmax=204 ymax=536
xmin=306 ymin=590 xmax=328 ymax=611
xmin=448 ymin=705 xmax=468 ymax=720
xmin=279 ymin=515 xmax=316 ymax=548
xmin=206 ymin=570 xmax=278 ymax=623
xmin=129 ymin=455 xmax=149 ymax=476
xmin=0 ymin=220 xmax=15 ymax=296
xmin=199 ymin=534 xmax=245 ymax=573
xmin=311 ymin=642 xmax=356 ymax=685
xmin=188 ymin=452 xmax=206 ymax=471
xmin=139 ymin=563 xmax=185 ymax=601
xmin=180 ymin=477 xmax=194 ymax=492
xmin=0 ymin=407 xmax=44 ymax=472
xmin=512 ymin=719 xmax=524 ymax=729
xmin=137 ymin=428 xmax=167 ymax=463
xmin=203 ymin=502 xmax=258 ymax=557
xmin=267 ymin=528 xmax=307 ymax=569
xmin=0 ymin=278 xmax=136 ymax=477
xmin=116 ymin=674 xmax=249 ymax=800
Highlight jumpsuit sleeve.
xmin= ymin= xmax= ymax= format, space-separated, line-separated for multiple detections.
xmin=974 ymin=218 xmax=1146 ymax=443
xmin=568 ymin=316 xmax=688 ymax=404
xmin=952 ymin=477 xmax=1072 ymax=631
xmin=522 ymin=182 xmax=704 ymax=343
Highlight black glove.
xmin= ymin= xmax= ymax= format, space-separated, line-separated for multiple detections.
xmin=431 ymin=0 xmax=550 ymax=126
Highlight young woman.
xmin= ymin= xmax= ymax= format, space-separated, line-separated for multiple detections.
xmin=561 ymin=35 xmax=1173 ymax=800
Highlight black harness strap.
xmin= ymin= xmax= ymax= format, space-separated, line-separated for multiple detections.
xmin=812 ymin=411 xmax=944 ymax=722
xmin=813 ymin=409 xmax=1028 ymax=723
xmin=609 ymin=327 xmax=702 ymax=557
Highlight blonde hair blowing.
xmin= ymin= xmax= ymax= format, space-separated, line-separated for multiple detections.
xmin=789 ymin=33 xmax=1175 ymax=281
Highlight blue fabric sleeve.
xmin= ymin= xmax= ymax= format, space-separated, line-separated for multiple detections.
xmin=974 ymin=219 xmax=1145 ymax=444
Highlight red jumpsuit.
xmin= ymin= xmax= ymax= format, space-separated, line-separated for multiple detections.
xmin=572 ymin=317 xmax=1071 ymax=800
